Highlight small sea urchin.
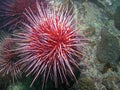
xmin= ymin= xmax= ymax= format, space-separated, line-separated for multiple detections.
xmin=0 ymin=34 xmax=21 ymax=82
xmin=14 ymin=1 xmax=87 ymax=89
xmin=0 ymin=0 xmax=47 ymax=30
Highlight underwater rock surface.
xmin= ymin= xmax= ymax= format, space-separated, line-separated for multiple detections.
xmin=96 ymin=29 xmax=120 ymax=65
xmin=68 ymin=0 xmax=120 ymax=90
xmin=114 ymin=6 xmax=120 ymax=30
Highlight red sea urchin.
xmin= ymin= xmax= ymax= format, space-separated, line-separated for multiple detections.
xmin=14 ymin=1 xmax=87 ymax=89
xmin=0 ymin=0 xmax=47 ymax=30
xmin=0 ymin=33 xmax=21 ymax=82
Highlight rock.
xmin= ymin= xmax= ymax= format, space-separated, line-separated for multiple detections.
xmin=114 ymin=6 xmax=120 ymax=30
xmin=7 ymin=81 xmax=36 ymax=90
xmin=96 ymin=29 xmax=120 ymax=66
xmin=83 ymin=26 xmax=96 ymax=37
xmin=89 ymin=0 xmax=105 ymax=9
xmin=70 ymin=77 xmax=96 ymax=90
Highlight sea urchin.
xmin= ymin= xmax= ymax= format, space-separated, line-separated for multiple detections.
xmin=14 ymin=1 xmax=87 ymax=89
xmin=0 ymin=0 xmax=47 ymax=30
xmin=0 ymin=33 xmax=21 ymax=82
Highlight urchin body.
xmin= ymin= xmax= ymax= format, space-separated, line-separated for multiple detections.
xmin=14 ymin=1 xmax=86 ymax=89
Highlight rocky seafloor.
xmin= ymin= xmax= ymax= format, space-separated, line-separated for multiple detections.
xmin=70 ymin=0 xmax=120 ymax=90
xmin=0 ymin=0 xmax=120 ymax=90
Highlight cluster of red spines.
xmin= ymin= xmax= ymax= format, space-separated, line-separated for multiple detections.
xmin=13 ymin=1 xmax=87 ymax=89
